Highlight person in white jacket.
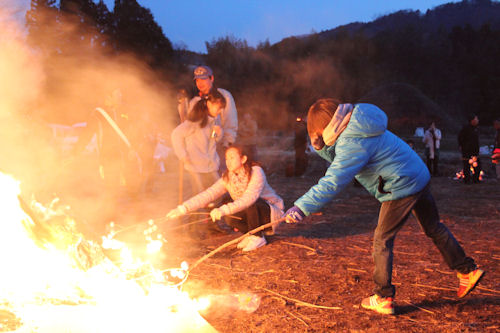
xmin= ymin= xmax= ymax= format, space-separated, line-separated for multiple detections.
xmin=422 ymin=122 xmax=442 ymax=176
xmin=187 ymin=66 xmax=238 ymax=148
xmin=171 ymin=90 xmax=226 ymax=197
xmin=167 ymin=145 xmax=284 ymax=252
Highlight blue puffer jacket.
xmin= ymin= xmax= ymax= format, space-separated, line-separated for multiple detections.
xmin=295 ymin=103 xmax=430 ymax=215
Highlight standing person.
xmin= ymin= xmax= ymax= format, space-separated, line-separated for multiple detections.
xmin=166 ymin=145 xmax=284 ymax=251
xmin=458 ymin=114 xmax=481 ymax=184
xmin=422 ymin=122 xmax=442 ymax=176
xmin=284 ymin=100 xmax=484 ymax=315
xmin=492 ymin=118 xmax=500 ymax=179
xmin=72 ymin=89 xmax=143 ymax=233
xmin=188 ymin=65 xmax=238 ymax=169
xmin=171 ymin=91 xmax=226 ymax=200
xmin=177 ymin=88 xmax=189 ymax=123
xmin=294 ymin=116 xmax=309 ymax=176
xmin=237 ymin=112 xmax=258 ymax=161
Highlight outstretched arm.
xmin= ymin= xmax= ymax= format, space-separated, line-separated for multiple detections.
xmin=295 ymin=141 xmax=369 ymax=215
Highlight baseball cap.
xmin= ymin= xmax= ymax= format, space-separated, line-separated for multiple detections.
xmin=193 ymin=65 xmax=213 ymax=80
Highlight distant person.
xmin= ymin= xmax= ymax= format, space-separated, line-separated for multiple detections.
xmin=492 ymin=118 xmax=500 ymax=179
xmin=166 ymin=145 xmax=284 ymax=251
xmin=458 ymin=114 xmax=481 ymax=184
xmin=284 ymin=100 xmax=484 ymax=315
xmin=237 ymin=112 xmax=258 ymax=161
xmin=188 ymin=66 xmax=238 ymax=170
xmin=422 ymin=122 xmax=442 ymax=176
xmin=294 ymin=116 xmax=309 ymax=176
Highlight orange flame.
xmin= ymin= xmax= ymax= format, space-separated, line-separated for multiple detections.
xmin=0 ymin=171 xmax=215 ymax=332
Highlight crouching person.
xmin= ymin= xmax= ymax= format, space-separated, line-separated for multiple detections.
xmin=167 ymin=145 xmax=284 ymax=252
xmin=284 ymin=99 xmax=484 ymax=315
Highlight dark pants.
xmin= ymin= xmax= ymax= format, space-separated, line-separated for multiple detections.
xmin=224 ymin=198 xmax=271 ymax=237
xmin=425 ymin=148 xmax=439 ymax=176
xmin=295 ymin=149 xmax=308 ymax=176
xmin=462 ymin=156 xmax=481 ymax=183
xmin=372 ymin=184 xmax=476 ymax=298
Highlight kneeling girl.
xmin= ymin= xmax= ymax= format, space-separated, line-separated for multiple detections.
xmin=167 ymin=145 xmax=284 ymax=251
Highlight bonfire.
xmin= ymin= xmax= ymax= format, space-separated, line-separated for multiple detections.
xmin=0 ymin=171 xmax=216 ymax=332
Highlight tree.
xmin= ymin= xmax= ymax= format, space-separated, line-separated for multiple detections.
xmin=112 ymin=0 xmax=173 ymax=67
xmin=25 ymin=0 xmax=60 ymax=54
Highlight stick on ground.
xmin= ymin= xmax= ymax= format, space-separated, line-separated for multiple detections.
xmin=189 ymin=218 xmax=285 ymax=272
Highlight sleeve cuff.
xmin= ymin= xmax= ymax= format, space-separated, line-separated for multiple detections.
xmin=177 ymin=204 xmax=187 ymax=214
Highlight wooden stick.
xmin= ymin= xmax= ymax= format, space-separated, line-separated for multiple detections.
xmin=164 ymin=218 xmax=212 ymax=231
xmin=259 ymin=287 xmax=342 ymax=310
xmin=178 ymin=161 xmax=184 ymax=205
xmin=402 ymin=300 xmax=435 ymax=314
xmin=186 ymin=211 xmax=243 ymax=220
xmin=189 ymin=218 xmax=285 ymax=272
xmin=347 ymin=268 xmax=367 ymax=273
xmin=284 ymin=310 xmax=309 ymax=327
xmin=476 ymin=286 xmax=500 ymax=294
xmin=280 ymin=241 xmax=317 ymax=253
xmin=412 ymin=283 xmax=455 ymax=292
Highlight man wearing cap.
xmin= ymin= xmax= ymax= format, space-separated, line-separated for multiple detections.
xmin=187 ymin=65 xmax=238 ymax=151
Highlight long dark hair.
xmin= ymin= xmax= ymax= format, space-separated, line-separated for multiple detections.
xmin=187 ymin=90 xmax=226 ymax=128
xmin=222 ymin=145 xmax=260 ymax=182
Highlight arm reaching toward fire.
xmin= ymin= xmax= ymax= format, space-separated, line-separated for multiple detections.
xmin=166 ymin=204 xmax=187 ymax=220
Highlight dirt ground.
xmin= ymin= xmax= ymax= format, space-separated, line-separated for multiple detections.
xmin=3 ymin=143 xmax=499 ymax=332
xmin=139 ymin=146 xmax=499 ymax=333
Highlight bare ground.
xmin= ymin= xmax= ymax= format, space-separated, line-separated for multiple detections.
xmin=3 ymin=147 xmax=499 ymax=332
xmin=145 ymin=149 xmax=500 ymax=332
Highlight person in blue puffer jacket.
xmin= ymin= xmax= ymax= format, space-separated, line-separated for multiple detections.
xmin=284 ymin=99 xmax=484 ymax=315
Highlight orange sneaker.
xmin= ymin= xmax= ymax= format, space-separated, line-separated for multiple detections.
xmin=361 ymin=295 xmax=395 ymax=315
xmin=457 ymin=269 xmax=484 ymax=298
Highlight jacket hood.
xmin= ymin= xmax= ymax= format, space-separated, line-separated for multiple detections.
xmin=342 ymin=104 xmax=387 ymax=139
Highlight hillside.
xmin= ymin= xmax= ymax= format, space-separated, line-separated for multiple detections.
xmin=314 ymin=0 xmax=500 ymax=40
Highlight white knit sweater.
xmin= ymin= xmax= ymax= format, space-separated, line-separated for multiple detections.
xmin=183 ymin=166 xmax=284 ymax=223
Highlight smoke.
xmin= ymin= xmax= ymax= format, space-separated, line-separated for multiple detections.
xmin=219 ymin=53 xmax=343 ymax=133
xmin=225 ymin=54 xmax=343 ymax=172
xmin=0 ymin=7 xmax=46 ymax=188
xmin=0 ymin=6 xmax=179 ymax=236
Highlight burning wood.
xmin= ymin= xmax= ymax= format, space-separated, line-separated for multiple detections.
xmin=0 ymin=171 xmax=217 ymax=332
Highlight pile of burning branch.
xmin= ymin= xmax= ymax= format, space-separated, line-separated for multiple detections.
xmin=0 ymin=171 xmax=217 ymax=332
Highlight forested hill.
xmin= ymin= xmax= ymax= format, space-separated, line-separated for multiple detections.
xmin=209 ymin=0 xmax=499 ymax=132
xmin=315 ymin=0 xmax=500 ymax=40
xmin=21 ymin=0 xmax=500 ymax=131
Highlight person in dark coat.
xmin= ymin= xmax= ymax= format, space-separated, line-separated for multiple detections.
xmin=458 ymin=114 xmax=480 ymax=184
xmin=294 ymin=116 xmax=309 ymax=176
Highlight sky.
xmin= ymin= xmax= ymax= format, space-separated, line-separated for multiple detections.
xmin=11 ymin=0 xmax=460 ymax=53
xmin=102 ymin=0 xmax=460 ymax=53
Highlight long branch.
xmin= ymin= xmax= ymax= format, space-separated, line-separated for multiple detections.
xmin=189 ymin=217 xmax=285 ymax=272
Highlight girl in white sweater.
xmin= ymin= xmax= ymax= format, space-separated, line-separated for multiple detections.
xmin=167 ymin=145 xmax=284 ymax=251
xmin=171 ymin=91 xmax=226 ymax=196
